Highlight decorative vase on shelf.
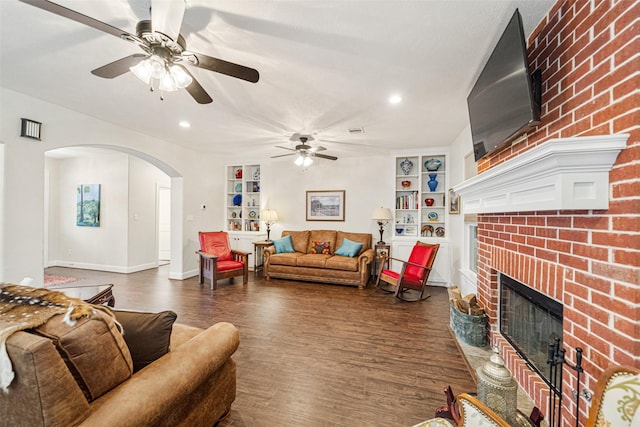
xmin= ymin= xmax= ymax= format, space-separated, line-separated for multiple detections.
xmin=400 ymin=158 xmax=413 ymax=175
xmin=427 ymin=173 xmax=438 ymax=192
xmin=424 ymin=158 xmax=442 ymax=171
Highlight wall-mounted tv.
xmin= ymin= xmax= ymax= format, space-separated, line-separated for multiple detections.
xmin=467 ymin=9 xmax=541 ymax=162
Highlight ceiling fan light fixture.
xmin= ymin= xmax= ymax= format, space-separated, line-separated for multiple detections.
xmin=130 ymin=59 xmax=153 ymax=84
xmin=131 ymin=59 xmax=191 ymax=92
xmin=294 ymin=155 xmax=305 ymax=166
xmin=150 ymin=56 xmax=166 ymax=80
xmin=169 ymin=65 xmax=192 ymax=88
xmin=159 ymin=72 xmax=178 ymax=92
xmin=303 ymin=157 xmax=313 ymax=167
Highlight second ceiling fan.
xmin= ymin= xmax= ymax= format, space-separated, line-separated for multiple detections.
xmin=271 ymin=134 xmax=338 ymax=166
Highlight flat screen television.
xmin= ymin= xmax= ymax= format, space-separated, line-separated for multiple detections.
xmin=467 ymin=9 xmax=541 ymax=161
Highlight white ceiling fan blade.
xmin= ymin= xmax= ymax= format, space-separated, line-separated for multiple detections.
xmin=152 ymin=0 xmax=185 ymax=41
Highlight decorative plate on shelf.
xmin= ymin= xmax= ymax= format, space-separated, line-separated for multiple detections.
xmin=248 ymin=210 xmax=257 ymax=218
xmin=235 ymin=183 xmax=242 ymax=192
xmin=231 ymin=212 xmax=237 ymax=218
xmin=428 ymin=211 xmax=438 ymax=221
xmin=435 ymin=227 xmax=445 ymax=237
xmin=232 ymin=194 xmax=242 ymax=206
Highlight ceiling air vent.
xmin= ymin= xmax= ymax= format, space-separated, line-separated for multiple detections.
xmin=348 ymin=127 xmax=364 ymax=134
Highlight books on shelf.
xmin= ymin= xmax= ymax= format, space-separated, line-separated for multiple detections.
xmin=396 ymin=191 xmax=419 ymax=209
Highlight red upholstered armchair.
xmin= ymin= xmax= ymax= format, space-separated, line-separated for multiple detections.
xmin=375 ymin=242 xmax=439 ymax=301
xmin=196 ymin=231 xmax=250 ymax=290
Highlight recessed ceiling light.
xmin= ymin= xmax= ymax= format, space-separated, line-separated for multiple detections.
xmin=179 ymin=120 xmax=191 ymax=128
xmin=389 ymin=94 xmax=402 ymax=104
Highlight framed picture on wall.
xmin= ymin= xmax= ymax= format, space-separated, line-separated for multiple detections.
xmin=306 ymin=190 xmax=345 ymax=221
xmin=448 ymin=188 xmax=460 ymax=214
xmin=77 ymin=184 xmax=101 ymax=226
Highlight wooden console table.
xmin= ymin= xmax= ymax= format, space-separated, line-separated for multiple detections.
xmin=50 ymin=283 xmax=115 ymax=307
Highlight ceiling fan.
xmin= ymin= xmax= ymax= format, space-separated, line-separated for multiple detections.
xmin=271 ymin=134 xmax=338 ymax=166
xmin=19 ymin=0 xmax=259 ymax=104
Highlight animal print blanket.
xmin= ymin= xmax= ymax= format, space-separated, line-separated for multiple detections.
xmin=0 ymin=283 xmax=102 ymax=392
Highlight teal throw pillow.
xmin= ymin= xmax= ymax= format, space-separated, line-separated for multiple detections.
xmin=273 ymin=235 xmax=295 ymax=253
xmin=335 ymin=237 xmax=363 ymax=257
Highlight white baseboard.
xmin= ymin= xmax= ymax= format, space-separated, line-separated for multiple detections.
xmin=169 ymin=269 xmax=198 ymax=280
xmin=49 ymin=260 xmax=157 ymax=274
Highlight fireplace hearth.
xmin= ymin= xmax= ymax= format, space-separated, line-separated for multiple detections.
xmin=499 ymin=274 xmax=563 ymax=387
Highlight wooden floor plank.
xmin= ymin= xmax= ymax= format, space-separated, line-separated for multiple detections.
xmin=44 ymin=266 xmax=476 ymax=426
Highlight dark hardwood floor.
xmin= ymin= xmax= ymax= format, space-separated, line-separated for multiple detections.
xmin=44 ymin=266 xmax=476 ymax=427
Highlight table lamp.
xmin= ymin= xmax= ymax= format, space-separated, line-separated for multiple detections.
xmin=261 ymin=209 xmax=278 ymax=241
xmin=371 ymin=207 xmax=393 ymax=244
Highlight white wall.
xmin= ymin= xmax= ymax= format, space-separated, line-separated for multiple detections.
xmin=226 ymin=154 xmax=395 ymax=241
xmin=0 ymin=88 xmax=221 ymax=284
xmin=128 ymin=156 xmax=171 ymax=270
xmin=448 ymin=125 xmax=478 ymax=296
xmin=1 ymin=87 xmax=466 ymax=285
xmin=0 ymin=144 xmax=4 ymax=280
xmin=47 ymin=152 xmax=129 ymax=269
xmin=46 ymin=151 xmax=170 ymax=273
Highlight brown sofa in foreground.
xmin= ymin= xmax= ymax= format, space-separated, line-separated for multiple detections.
xmin=2 ymin=310 xmax=239 ymax=427
xmin=264 ymin=230 xmax=374 ymax=289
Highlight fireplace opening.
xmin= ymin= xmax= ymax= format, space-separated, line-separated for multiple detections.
xmin=499 ymin=273 xmax=563 ymax=387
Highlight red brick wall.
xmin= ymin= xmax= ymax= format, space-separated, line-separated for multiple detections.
xmin=475 ymin=0 xmax=639 ymax=425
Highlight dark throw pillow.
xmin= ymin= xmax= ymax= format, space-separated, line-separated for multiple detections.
xmin=113 ymin=310 xmax=177 ymax=372
xmin=310 ymin=241 xmax=331 ymax=255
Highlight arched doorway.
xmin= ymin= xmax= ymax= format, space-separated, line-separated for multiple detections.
xmin=44 ymin=145 xmax=183 ymax=278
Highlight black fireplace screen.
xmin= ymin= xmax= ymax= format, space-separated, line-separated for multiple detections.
xmin=500 ymin=274 xmax=563 ymax=387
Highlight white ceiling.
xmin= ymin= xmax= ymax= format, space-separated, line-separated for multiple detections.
xmin=1 ymin=0 xmax=554 ymax=160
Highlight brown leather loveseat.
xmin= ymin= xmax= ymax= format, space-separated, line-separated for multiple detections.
xmin=1 ymin=309 xmax=239 ymax=427
xmin=264 ymin=230 xmax=374 ymax=289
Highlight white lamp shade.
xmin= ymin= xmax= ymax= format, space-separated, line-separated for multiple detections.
xmin=372 ymin=207 xmax=392 ymax=220
xmin=261 ymin=209 xmax=278 ymax=222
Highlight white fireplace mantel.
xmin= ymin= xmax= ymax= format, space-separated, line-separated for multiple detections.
xmin=452 ymin=134 xmax=629 ymax=214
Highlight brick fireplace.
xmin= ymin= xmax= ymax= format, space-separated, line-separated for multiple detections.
xmin=455 ymin=1 xmax=639 ymax=425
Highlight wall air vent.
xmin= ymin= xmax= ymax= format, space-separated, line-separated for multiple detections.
xmin=20 ymin=118 xmax=42 ymax=141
